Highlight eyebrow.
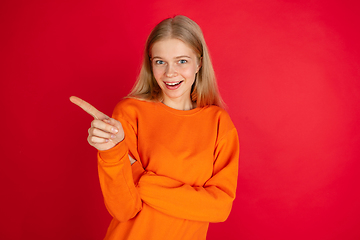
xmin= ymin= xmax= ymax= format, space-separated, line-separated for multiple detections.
xmin=175 ymin=55 xmax=191 ymax=59
xmin=152 ymin=55 xmax=191 ymax=59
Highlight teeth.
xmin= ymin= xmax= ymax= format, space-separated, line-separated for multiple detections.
xmin=165 ymin=81 xmax=181 ymax=86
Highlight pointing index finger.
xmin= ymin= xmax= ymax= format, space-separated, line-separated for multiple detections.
xmin=70 ymin=96 xmax=109 ymax=120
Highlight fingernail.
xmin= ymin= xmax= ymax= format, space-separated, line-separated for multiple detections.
xmin=111 ymin=134 xmax=116 ymax=139
xmin=111 ymin=128 xmax=118 ymax=133
xmin=105 ymin=139 xmax=109 ymax=143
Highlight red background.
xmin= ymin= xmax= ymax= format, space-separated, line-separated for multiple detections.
xmin=1 ymin=0 xmax=359 ymax=239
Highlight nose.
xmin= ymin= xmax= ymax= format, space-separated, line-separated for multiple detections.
xmin=165 ymin=64 xmax=178 ymax=78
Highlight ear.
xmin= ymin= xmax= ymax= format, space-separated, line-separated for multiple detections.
xmin=196 ymin=57 xmax=202 ymax=73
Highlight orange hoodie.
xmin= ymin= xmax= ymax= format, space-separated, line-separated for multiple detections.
xmin=98 ymin=98 xmax=239 ymax=240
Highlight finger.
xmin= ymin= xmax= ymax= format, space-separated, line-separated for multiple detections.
xmin=103 ymin=118 xmax=124 ymax=141
xmin=89 ymin=128 xmax=116 ymax=140
xmin=88 ymin=136 xmax=109 ymax=144
xmin=70 ymin=96 xmax=109 ymax=120
xmin=91 ymin=119 xmax=119 ymax=134
xmin=104 ymin=117 xmax=121 ymax=127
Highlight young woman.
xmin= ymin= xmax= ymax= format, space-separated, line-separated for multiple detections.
xmin=71 ymin=15 xmax=239 ymax=240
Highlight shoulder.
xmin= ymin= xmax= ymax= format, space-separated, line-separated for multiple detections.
xmin=204 ymin=105 xmax=234 ymax=126
xmin=112 ymin=98 xmax=155 ymax=121
xmin=114 ymin=97 xmax=155 ymax=112
xmin=202 ymin=105 xmax=236 ymax=137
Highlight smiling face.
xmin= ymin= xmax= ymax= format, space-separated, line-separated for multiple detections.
xmin=151 ymin=38 xmax=201 ymax=110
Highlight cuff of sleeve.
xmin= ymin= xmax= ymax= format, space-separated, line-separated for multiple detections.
xmin=98 ymin=140 xmax=128 ymax=163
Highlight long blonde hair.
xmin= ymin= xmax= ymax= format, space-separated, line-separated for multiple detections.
xmin=128 ymin=15 xmax=224 ymax=108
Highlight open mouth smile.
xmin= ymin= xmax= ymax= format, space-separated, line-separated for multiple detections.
xmin=164 ymin=80 xmax=184 ymax=89
xmin=165 ymin=81 xmax=183 ymax=86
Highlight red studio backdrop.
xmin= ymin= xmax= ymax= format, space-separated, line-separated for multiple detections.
xmin=1 ymin=0 xmax=359 ymax=239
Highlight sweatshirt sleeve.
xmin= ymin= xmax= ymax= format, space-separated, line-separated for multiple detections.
xmin=137 ymin=128 xmax=239 ymax=222
xmin=97 ymin=103 xmax=145 ymax=222
xmin=97 ymin=140 xmax=143 ymax=222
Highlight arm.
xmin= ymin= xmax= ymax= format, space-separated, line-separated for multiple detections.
xmin=137 ymin=128 xmax=239 ymax=222
xmin=97 ymin=139 xmax=144 ymax=222
xmin=97 ymin=115 xmax=145 ymax=222
xmin=70 ymin=97 xmax=145 ymax=222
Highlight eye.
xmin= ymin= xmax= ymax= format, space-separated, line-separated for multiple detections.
xmin=155 ymin=60 xmax=164 ymax=65
xmin=178 ymin=59 xmax=187 ymax=64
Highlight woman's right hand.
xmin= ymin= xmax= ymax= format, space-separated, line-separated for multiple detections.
xmin=70 ymin=96 xmax=124 ymax=151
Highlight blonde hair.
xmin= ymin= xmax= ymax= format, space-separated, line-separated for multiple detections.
xmin=128 ymin=15 xmax=224 ymax=108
